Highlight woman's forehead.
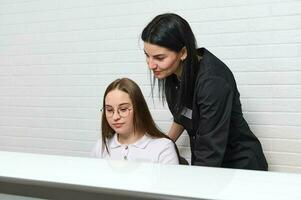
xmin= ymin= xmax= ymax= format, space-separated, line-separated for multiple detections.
xmin=105 ymin=89 xmax=132 ymax=106
xmin=143 ymin=42 xmax=172 ymax=55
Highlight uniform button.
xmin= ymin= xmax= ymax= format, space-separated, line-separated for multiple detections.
xmin=192 ymin=136 xmax=196 ymax=140
xmin=124 ymin=156 xmax=127 ymax=160
xmin=125 ymin=145 xmax=128 ymax=150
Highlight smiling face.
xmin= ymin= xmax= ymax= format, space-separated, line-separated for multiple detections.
xmin=104 ymin=89 xmax=134 ymax=137
xmin=143 ymin=42 xmax=186 ymax=79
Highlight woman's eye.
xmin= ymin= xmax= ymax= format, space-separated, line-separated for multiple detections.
xmin=119 ymin=108 xmax=128 ymax=112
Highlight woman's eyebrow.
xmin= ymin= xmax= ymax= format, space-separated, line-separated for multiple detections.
xmin=105 ymin=103 xmax=130 ymax=107
xmin=118 ymin=103 xmax=131 ymax=107
xmin=144 ymin=50 xmax=165 ymax=57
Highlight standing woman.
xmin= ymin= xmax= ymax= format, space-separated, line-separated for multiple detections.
xmin=141 ymin=13 xmax=268 ymax=170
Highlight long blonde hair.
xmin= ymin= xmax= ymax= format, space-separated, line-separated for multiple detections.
xmin=101 ymin=78 xmax=175 ymax=153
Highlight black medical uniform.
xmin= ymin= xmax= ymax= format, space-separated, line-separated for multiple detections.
xmin=165 ymin=48 xmax=268 ymax=170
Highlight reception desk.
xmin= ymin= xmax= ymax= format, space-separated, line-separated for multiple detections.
xmin=0 ymin=151 xmax=300 ymax=200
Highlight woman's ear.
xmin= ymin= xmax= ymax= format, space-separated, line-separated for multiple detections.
xmin=180 ymin=47 xmax=187 ymax=61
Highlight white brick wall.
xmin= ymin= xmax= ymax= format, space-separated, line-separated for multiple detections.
xmin=0 ymin=0 xmax=300 ymax=173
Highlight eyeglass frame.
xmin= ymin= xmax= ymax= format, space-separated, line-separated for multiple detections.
xmin=101 ymin=105 xmax=132 ymax=118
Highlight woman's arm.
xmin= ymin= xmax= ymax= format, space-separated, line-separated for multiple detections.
xmin=193 ymin=77 xmax=233 ymax=167
xmin=168 ymin=122 xmax=185 ymax=142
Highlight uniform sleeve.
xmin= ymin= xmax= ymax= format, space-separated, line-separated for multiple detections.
xmin=158 ymin=140 xmax=179 ymax=165
xmin=193 ymin=77 xmax=233 ymax=167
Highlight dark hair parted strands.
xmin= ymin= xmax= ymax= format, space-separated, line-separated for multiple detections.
xmin=141 ymin=13 xmax=199 ymax=111
xmin=101 ymin=78 xmax=179 ymax=157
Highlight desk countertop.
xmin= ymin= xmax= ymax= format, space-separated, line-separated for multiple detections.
xmin=0 ymin=151 xmax=301 ymax=200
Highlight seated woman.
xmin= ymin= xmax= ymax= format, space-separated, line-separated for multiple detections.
xmin=91 ymin=78 xmax=179 ymax=164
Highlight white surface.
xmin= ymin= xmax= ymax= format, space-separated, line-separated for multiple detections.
xmin=1 ymin=151 xmax=301 ymax=200
xmin=0 ymin=194 xmax=43 ymax=200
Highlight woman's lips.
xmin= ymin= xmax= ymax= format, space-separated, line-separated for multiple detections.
xmin=154 ymin=71 xmax=161 ymax=76
xmin=112 ymin=123 xmax=124 ymax=128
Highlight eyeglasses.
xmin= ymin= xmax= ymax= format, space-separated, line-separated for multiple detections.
xmin=102 ymin=106 xmax=132 ymax=118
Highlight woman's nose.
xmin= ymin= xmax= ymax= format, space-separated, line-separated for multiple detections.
xmin=148 ymin=58 xmax=157 ymax=69
xmin=112 ymin=111 xmax=121 ymax=120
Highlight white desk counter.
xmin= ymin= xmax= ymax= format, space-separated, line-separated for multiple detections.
xmin=0 ymin=151 xmax=300 ymax=200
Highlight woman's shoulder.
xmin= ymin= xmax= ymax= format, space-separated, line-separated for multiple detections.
xmin=196 ymin=48 xmax=236 ymax=86
xmin=147 ymin=135 xmax=174 ymax=148
xmin=198 ymin=48 xmax=226 ymax=66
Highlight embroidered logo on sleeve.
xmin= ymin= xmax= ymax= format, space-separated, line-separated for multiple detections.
xmin=181 ymin=107 xmax=192 ymax=119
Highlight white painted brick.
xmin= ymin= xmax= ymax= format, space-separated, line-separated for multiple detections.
xmin=198 ymin=30 xmax=301 ymax=47
xmin=0 ymin=10 xmax=61 ymax=25
xmin=58 ymin=0 xmax=96 ymax=9
xmin=262 ymin=139 xmax=301 ymax=161
xmin=242 ymin=99 xmax=301 ymax=112
xmin=9 ymin=63 xmax=147 ymax=76
xmin=2 ymin=96 xmax=100 ymax=108
xmin=0 ymin=23 xmax=29 ymax=35
xmin=0 ymin=56 xmax=11 ymax=66
xmin=265 ymin=152 xmax=301 ymax=166
xmin=235 ymin=71 xmax=301 ymax=85
xmin=9 ymin=52 xmax=139 ymax=65
xmin=155 ymin=122 xmax=174 ymax=133
xmin=11 ymin=75 xmax=115 ymax=86
xmin=250 ymin=125 xmax=301 ymax=140
xmin=0 ymin=136 xmax=92 ymax=152
xmin=0 ymin=76 xmax=13 ymax=86
xmin=176 ymin=133 xmax=190 ymax=147
xmin=0 ymin=116 xmax=98 ymax=130
xmin=146 ymin=98 xmax=168 ymax=110
xmin=0 ymin=126 xmax=98 ymax=141
xmin=0 ymin=86 xmax=106 ymax=97
xmin=0 ymin=106 xmax=97 ymax=119
xmin=268 ymin=165 xmax=301 ymax=173
xmin=0 ymin=34 xmax=35 ymax=45
xmin=271 ymin=1 xmax=301 ymax=15
xmin=150 ymin=110 xmax=174 ymax=122
xmin=227 ymin=57 xmax=301 ymax=72
xmin=0 ymin=0 xmax=300 ymax=173
xmin=192 ymin=15 xmax=301 ymax=35
xmin=58 ymin=2 xmax=151 ymax=20
xmin=185 ymin=4 xmax=271 ymax=22
xmin=154 ymin=0 xmax=285 ymax=11
xmin=0 ymin=1 xmax=59 ymax=15
xmin=244 ymin=112 xmax=301 ymax=126
xmin=177 ymin=146 xmax=192 ymax=160
xmin=0 ymin=146 xmax=90 ymax=157
xmin=210 ymin=44 xmax=300 ymax=59
xmin=238 ymin=85 xmax=301 ymax=98
xmin=271 ymin=139 xmax=301 ymax=153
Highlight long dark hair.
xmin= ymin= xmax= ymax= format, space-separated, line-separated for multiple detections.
xmin=101 ymin=78 xmax=180 ymax=158
xmin=141 ymin=13 xmax=199 ymax=111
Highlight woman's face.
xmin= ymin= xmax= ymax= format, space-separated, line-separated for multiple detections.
xmin=143 ymin=42 xmax=184 ymax=79
xmin=104 ymin=89 xmax=134 ymax=136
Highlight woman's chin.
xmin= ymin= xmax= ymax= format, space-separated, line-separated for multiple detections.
xmin=154 ymin=74 xmax=166 ymax=79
